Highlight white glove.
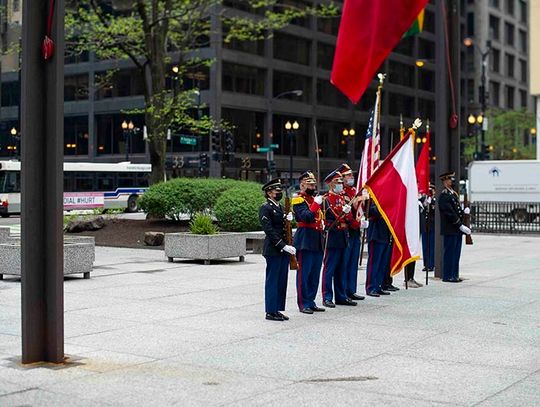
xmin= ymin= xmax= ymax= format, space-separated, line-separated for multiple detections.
xmin=314 ymin=195 xmax=323 ymax=205
xmin=426 ymin=196 xmax=432 ymax=204
xmin=459 ymin=225 xmax=471 ymax=235
xmin=463 ymin=207 xmax=470 ymax=215
xmin=342 ymin=204 xmax=352 ymax=214
xmin=361 ymin=189 xmax=369 ymax=199
xmin=286 ymin=212 xmax=294 ymax=221
xmin=360 ymin=219 xmax=369 ymax=229
xmin=283 ymin=245 xmax=296 ymax=256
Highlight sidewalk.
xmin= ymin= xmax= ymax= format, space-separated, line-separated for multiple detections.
xmin=1 ymin=234 xmax=539 ymax=406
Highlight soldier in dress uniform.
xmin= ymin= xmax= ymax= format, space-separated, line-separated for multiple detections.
xmin=321 ymin=170 xmax=357 ymax=307
xmin=292 ymin=171 xmax=326 ymax=314
xmin=420 ymin=183 xmax=436 ymax=272
xmin=365 ymin=201 xmax=393 ymax=297
xmin=259 ymin=178 xmax=297 ymax=321
xmin=337 ymin=163 xmax=367 ymax=301
xmin=438 ymin=171 xmax=471 ymax=283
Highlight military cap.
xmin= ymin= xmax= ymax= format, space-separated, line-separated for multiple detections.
xmin=324 ymin=170 xmax=344 ymax=184
xmin=336 ymin=163 xmax=353 ymax=176
xmin=429 ymin=182 xmax=436 ymax=189
xmin=439 ymin=171 xmax=455 ymax=181
xmin=262 ymin=178 xmax=283 ymax=192
xmin=299 ymin=171 xmax=317 ymax=184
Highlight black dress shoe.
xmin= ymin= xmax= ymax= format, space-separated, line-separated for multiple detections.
xmin=376 ymin=290 xmax=391 ymax=295
xmin=311 ymin=306 xmax=326 ymax=312
xmin=383 ymin=285 xmax=400 ymax=291
xmin=277 ymin=312 xmax=289 ymax=320
xmin=266 ymin=313 xmax=284 ymax=321
xmin=349 ymin=293 xmax=365 ymax=301
xmin=336 ymin=298 xmax=358 ymax=306
xmin=323 ymin=300 xmax=336 ymax=308
xmin=300 ymin=308 xmax=314 ymax=314
xmin=366 ymin=291 xmax=380 ymax=297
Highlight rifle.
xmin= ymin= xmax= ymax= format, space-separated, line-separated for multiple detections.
xmin=463 ymin=190 xmax=473 ymax=245
xmin=284 ymin=188 xmax=298 ymax=270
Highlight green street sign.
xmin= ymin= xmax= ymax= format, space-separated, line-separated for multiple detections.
xmin=257 ymin=147 xmax=270 ymax=152
xmin=180 ymin=136 xmax=197 ymax=146
xmin=270 ymin=144 xmax=279 ymax=149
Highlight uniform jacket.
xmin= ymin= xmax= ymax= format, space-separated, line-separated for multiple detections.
xmin=322 ymin=192 xmax=350 ymax=249
xmin=292 ymin=192 xmax=324 ymax=252
xmin=343 ymin=185 xmax=361 ymax=231
xmin=438 ymin=187 xmax=464 ymax=236
xmin=259 ymin=198 xmax=287 ymax=256
xmin=367 ymin=202 xmax=392 ymax=243
xmin=419 ymin=195 xmax=436 ymax=233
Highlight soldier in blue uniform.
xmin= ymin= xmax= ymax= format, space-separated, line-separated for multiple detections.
xmin=438 ymin=171 xmax=471 ymax=282
xmin=292 ymin=171 xmax=326 ymax=314
xmin=321 ymin=170 xmax=357 ymax=307
xmin=259 ymin=178 xmax=297 ymax=321
xmin=365 ymin=201 xmax=393 ymax=297
xmin=420 ymin=183 xmax=436 ymax=273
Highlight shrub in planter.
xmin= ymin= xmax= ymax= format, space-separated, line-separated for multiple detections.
xmin=189 ymin=213 xmax=219 ymax=235
xmin=214 ymin=184 xmax=265 ymax=232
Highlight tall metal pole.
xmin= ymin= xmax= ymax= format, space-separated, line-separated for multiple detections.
xmin=21 ymin=0 xmax=65 ymax=364
xmin=289 ymin=130 xmax=293 ymax=188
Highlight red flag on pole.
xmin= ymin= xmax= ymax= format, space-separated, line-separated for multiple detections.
xmin=331 ymin=0 xmax=430 ymax=103
xmin=415 ymin=125 xmax=431 ymax=195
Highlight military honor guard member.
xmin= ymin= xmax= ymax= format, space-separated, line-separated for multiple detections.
xmin=338 ymin=163 xmax=366 ymax=301
xmin=259 ymin=178 xmax=297 ymax=321
xmin=365 ymin=201 xmax=393 ymax=297
xmin=321 ymin=170 xmax=357 ymax=307
xmin=438 ymin=171 xmax=471 ymax=283
xmin=292 ymin=171 xmax=326 ymax=314
xmin=420 ymin=183 xmax=436 ymax=273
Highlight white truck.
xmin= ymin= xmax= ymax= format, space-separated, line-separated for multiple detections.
xmin=468 ymin=160 xmax=540 ymax=223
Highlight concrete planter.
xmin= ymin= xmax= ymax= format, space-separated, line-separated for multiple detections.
xmin=164 ymin=232 xmax=246 ymax=264
xmin=0 ymin=227 xmax=9 ymax=244
xmin=0 ymin=237 xmax=95 ymax=280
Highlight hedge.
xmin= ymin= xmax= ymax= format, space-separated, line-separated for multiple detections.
xmin=139 ymin=178 xmax=262 ymax=221
xmin=214 ymin=183 xmax=266 ymax=232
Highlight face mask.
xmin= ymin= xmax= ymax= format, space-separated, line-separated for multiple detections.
xmin=346 ymin=179 xmax=355 ymax=187
xmin=333 ymin=184 xmax=343 ymax=193
xmin=305 ymin=188 xmax=317 ymax=196
xmin=274 ymin=192 xmax=283 ymax=201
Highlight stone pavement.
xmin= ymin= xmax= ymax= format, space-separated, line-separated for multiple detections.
xmin=0 ymin=234 xmax=539 ymax=406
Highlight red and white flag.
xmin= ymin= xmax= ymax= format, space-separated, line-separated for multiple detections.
xmin=356 ymin=91 xmax=381 ymax=191
xmin=364 ymin=133 xmax=421 ymax=275
xmin=415 ymin=125 xmax=431 ymax=195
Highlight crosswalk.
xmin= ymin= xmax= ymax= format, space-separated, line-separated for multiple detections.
xmin=8 ymin=224 xmax=20 ymax=236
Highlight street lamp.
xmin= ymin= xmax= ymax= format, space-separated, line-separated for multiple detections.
xmin=342 ymin=127 xmax=355 ymax=163
xmin=122 ymin=120 xmax=134 ymax=161
xmin=285 ymin=120 xmax=299 ymax=189
xmin=468 ymin=113 xmax=484 ymax=159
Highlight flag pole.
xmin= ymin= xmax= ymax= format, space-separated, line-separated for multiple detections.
xmin=425 ymin=119 xmax=430 ymax=286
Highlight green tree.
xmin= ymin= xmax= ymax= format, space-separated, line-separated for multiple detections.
xmin=66 ymin=0 xmax=337 ymax=184
xmin=485 ymin=109 xmax=536 ymax=160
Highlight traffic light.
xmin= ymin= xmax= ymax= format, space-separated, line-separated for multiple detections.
xmin=268 ymin=160 xmax=276 ymax=173
xmin=212 ymin=151 xmax=222 ymax=162
xmin=211 ymin=129 xmax=221 ymax=152
xmin=223 ymin=130 xmax=234 ymax=153
xmin=199 ymin=153 xmax=209 ymax=168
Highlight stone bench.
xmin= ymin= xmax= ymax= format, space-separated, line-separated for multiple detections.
xmin=165 ymin=232 xmax=246 ymax=265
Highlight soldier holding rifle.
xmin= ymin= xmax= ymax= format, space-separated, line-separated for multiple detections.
xmin=259 ymin=178 xmax=296 ymax=321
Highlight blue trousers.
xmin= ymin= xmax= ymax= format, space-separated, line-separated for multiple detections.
xmin=365 ymin=241 xmax=392 ymax=293
xmin=421 ymin=229 xmax=435 ymax=269
xmin=322 ymin=247 xmax=348 ymax=302
xmin=442 ymin=235 xmax=462 ymax=280
xmin=264 ymin=255 xmax=289 ymax=313
xmin=296 ymin=250 xmax=323 ymax=310
xmin=344 ymin=230 xmax=361 ymax=296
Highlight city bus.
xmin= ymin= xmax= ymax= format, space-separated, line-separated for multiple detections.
xmin=0 ymin=161 xmax=151 ymax=217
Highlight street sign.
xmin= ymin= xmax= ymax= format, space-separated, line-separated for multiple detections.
xmin=257 ymin=147 xmax=270 ymax=152
xmin=270 ymin=144 xmax=279 ymax=149
xmin=180 ymin=135 xmax=197 ymax=146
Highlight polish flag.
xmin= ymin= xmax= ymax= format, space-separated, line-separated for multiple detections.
xmin=364 ymin=133 xmax=421 ymax=275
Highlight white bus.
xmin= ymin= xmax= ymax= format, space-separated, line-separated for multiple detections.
xmin=0 ymin=161 xmax=151 ymax=217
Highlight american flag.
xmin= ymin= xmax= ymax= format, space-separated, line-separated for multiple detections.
xmin=356 ymin=90 xmax=382 ymax=190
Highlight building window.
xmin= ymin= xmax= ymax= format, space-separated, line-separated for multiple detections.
xmin=1 ymin=82 xmax=20 ymax=107
xmin=388 ymin=93 xmax=414 ymax=117
xmin=221 ymin=108 xmax=265 ymax=154
xmin=419 ymin=39 xmax=435 ymax=60
xmin=519 ymin=59 xmax=527 ymax=82
xmin=419 ymin=69 xmax=435 ymax=92
xmin=223 ymin=35 xmax=265 ymax=56
xmin=518 ymin=30 xmax=527 ymax=53
xmin=519 ymin=89 xmax=527 ymax=108
xmin=273 ymin=33 xmax=311 ymax=65
xmin=519 ymin=0 xmax=527 ymax=23
xmin=272 ymin=115 xmax=309 ymax=157
xmin=467 ymin=79 xmax=475 ymax=103
xmin=490 ymin=81 xmax=500 ymax=107
xmin=64 ymin=116 xmax=89 ymax=156
xmin=95 ymin=70 xmax=145 ymax=100
xmin=222 ymin=0 xmax=265 ymax=14
xmin=277 ymin=0 xmax=311 ymax=28
xmin=505 ymin=53 xmax=515 ymax=77
xmin=424 ymin=10 xmax=435 ymax=33
xmin=64 ymin=74 xmax=89 ymax=102
xmin=388 ymin=61 xmax=414 ymax=88
xmin=505 ymin=0 xmax=515 ymax=15
xmin=491 ymin=48 xmax=500 ymax=72
xmin=273 ymin=71 xmax=312 ymax=103
xmin=393 ymin=36 xmax=414 ymax=56
xmin=317 ymin=42 xmax=335 ymax=71
xmin=489 ymin=15 xmax=500 ymax=41
xmin=505 ymin=22 xmax=514 ymax=46
xmin=467 ymin=12 xmax=475 ymax=36
xmin=489 ymin=0 xmax=500 ymax=8
xmin=96 ymin=114 xmax=145 ymax=155
xmin=316 ymin=79 xmax=349 ymax=108
xmin=317 ymin=15 xmax=340 ymax=36
xmin=506 ymin=85 xmax=514 ymax=109
xmin=418 ymin=99 xmax=435 ymax=122
xmin=222 ymin=63 xmax=265 ymax=96
xmin=316 ymin=119 xmax=348 ymax=159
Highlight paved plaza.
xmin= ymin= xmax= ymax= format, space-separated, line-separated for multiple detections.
xmin=0 ymin=234 xmax=539 ymax=406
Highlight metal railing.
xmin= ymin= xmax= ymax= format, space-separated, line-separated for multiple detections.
xmin=471 ymin=201 xmax=540 ymax=234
